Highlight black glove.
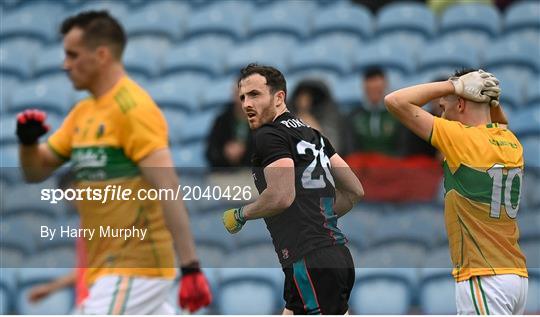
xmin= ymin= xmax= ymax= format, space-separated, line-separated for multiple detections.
xmin=16 ymin=109 xmax=50 ymax=145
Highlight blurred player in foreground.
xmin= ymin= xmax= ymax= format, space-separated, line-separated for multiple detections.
xmin=384 ymin=69 xmax=528 ymax=314
xmin=16 ymin=11 xmax=211 ymax=314
xmin=223 ymin=64 xmax=364 ymax=315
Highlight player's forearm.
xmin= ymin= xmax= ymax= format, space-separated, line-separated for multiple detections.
xmin=50 ymin=271 xmax=76 ymax=290
xmin=242 ymin=188 xmax=294 ymax=220
xmin=161 ymin=197 xmax=199 ymax=266
xmin=385 ymin=81 xmax=454 ymax=111
xmin=19 ymin=143 xmax=57 ymax=182
xmin=333 ymin=189 xmax=357 ymax=217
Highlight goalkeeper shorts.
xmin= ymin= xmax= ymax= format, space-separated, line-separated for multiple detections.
xmin=282 ymin=244 xmax=355 ymax=315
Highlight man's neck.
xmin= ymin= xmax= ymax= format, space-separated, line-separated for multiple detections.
xmin=460 ymin=110 xmax=492 ymax=126
xmin=89 ymin=63 xmax=125 ymax=99
xmin=272 ymin=105 xmax=288 ymax=121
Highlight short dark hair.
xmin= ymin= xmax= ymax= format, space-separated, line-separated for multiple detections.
xmin=238 ymin=63 xmax=287 ymax=98
xmin=363 ymin=67 xmax=386 ymax=80
xmin=60 ymin=10 xmax=126 ymax=59
xmin=452 ymin=68 xmax=477 ymax=78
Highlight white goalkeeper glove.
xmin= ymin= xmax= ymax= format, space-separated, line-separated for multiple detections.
xmin=478 ymin=69 xmax=501 ymax=107
xmin=449 ymin=69 xmax=500 ymax=106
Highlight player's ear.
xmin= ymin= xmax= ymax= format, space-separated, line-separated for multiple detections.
xmin=95 ymin=46 xmax=111 ymax=65
xmin=457 ymin=97 xmax=466 ymax=113
xmin=274 ymin=90 xmax=285 ymax=106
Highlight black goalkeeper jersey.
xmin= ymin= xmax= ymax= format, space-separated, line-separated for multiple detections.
xmin=251 ymin=111 xmax=347 ymax=267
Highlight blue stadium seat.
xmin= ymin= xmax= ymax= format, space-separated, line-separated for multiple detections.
xmin=376 ymin=2 xmax=436 ymax=41
xmin=162 ymin=37 xmax=229 ymax=78
xmin=521 ymin=136 xmax=540 ymax=169
xmin=0 ymin=74 xmax=19 ymax=113
xmin=423 ymin=247 xmax=453 ymax=270
xmin=0 ymin=268 xmax=17 ymax=314
xmin=230 ymin=219 xmax=271 ymax=249
xmin=521 ymin=238 xmax=540 ymax=272
xmin=247 ymin=0 xmax=314 ymax=41
xmin=418 ymin=268 xmax=456 ymax=314
xmin=327 ymin=74 xmax=364 ymax=113
xmin=339 ymin=207 xmax=379 ymax=248
xmin=440 ymin=4 xmax=501 ymax=38
xmin=123 ymin=38 xmax=168 ymax=79
xmin=0 ymin=217 xmax=35 ymax=264
xmin=288 ymin=38 xmax=350 ymax=77
xmin=527 ymin=76 xmax=540 ymax=105
xmin=417 ymin=39 xmax=479 ymax=74
xmin=0 ymin=39 xmax=39 ymax=80
xmin=196 ymin=244 xmax=227 ymax=269
xmin=216 ymin=268 xmax=282 ymax=314
xmin=504 ymin=0 xmax=540 ymax=35
xmin=511 ymin=106 xmax=540 ymax=137
xmin=0 ymin=116 xmax=17 ymax=145
xmin=224 ymin=40 xmax=290 ymax=77
xmin=314 ymin=33 xmax=363 ymax=58
xmin=184 ymin=0 xmax=250 ymax=42
xmin=522 ymin=171 xmax=540 ymax=209
xmin=357 ymin=240 xmax=427 ymax=268
xmin=350 ymin=268 xmax=413 ymax=314
xmin=352 ymin=38 xmax=416 ymax=76
xmin=0 ymin=144 xmax=20 ymax=169
xmin=73 ymin=0 xmax=130 ymax=21
xmin=33 ymin=45 xmax=65 ymax=78
xmin=223 ymin=245 xmax=279 ymax=268
xmin=122 ymin=1 xmax=188 ymax=41
xmin=15 ymin=267 xmax=74 ymax=314
xmin=147 ymin=74 xmax=206 ymax=113
xmin=161 ymin=108 xmax=187 ymax=145
xmin=177 ymin=110 xmax=217 ymax=145
xmin=369 ymin=207 xmax=445 ymax=248
xmin=440 ymin=31 xmax=491 ymax=57
xmin=190 ymin=213 xmax=233 ymax=252
xmin=519 ymin=212 xmax=540 ymax=241
xmin=0 ymin=2 xmax=63 ymax=44
xmin=9 ymin=75 xmax=73 ymax=116
xmin=483 ymin=37 xmax=540 ymax=76
xmin=200 ymin=76 xmax=236 ymax=111
xmin=499 ymin=77 xmax=524 ymax=110
xmin=311 ymin=2 xmax=373 ymax=40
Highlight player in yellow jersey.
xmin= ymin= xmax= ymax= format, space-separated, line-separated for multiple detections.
xmin=384 ymin=69 xmax=528 ymax=314
xmin=16 ymin=11 xmax=211 ymax=314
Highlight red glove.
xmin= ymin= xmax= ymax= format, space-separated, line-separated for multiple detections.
xmin=179 ymin=262 xmax=212 ymax=312
xmin=16 ymin=109 xmax=50 ymax=145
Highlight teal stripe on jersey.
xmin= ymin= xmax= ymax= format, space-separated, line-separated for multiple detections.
xmin=321 ymin=197 xmax=346 ymax=244
xmin=293 ymin=259 xmax=321 ymax=315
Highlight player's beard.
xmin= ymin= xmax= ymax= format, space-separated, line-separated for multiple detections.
xmin=249 ymin=96 xmax=277 ymax=130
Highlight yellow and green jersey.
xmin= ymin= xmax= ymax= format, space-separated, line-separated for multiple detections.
xmin=430 ymin=117 xmax=527 ymax=282
xmin=48 ymin=76 xmax=175 ymax=285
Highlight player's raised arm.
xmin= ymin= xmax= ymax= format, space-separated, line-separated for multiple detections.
xmin=17 ymin=109 xmax=65 ymax=182
xmin=329 ymin=154 xmax=364 ymax=217
xmin=384 ymin=81 xmax=449 ymax=141
xmin=385 ymin=70 xmax=501 ymax=141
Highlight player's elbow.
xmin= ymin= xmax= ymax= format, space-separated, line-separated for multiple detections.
xmin=276 ymin=189 xmax=295 ymax=210
xmin=349 ymin=185 xmax=364 ymax=203
xmin=353 ymin=186 xmax=365 ymax=202
xmin=21 ymin=169 xmax=48 ymax=183
xmin=384 ymin=93 xmax=400 ymax=111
